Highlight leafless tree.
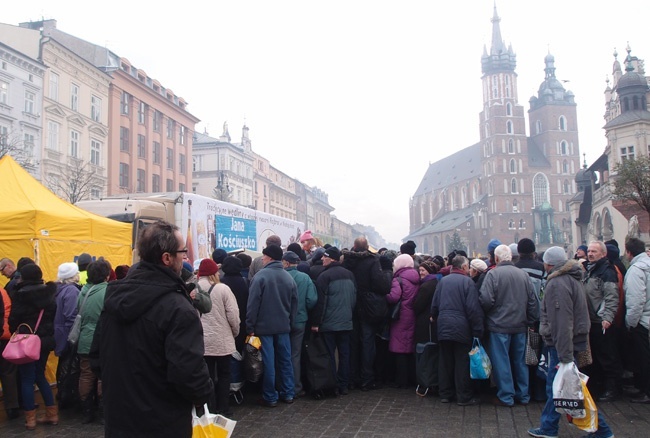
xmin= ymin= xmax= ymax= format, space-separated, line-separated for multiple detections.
xmin=0 ymin=129 xmax=35 ymax=169
xmin=612 ymin=156 xmax=650 ymax=223
xmin=46 ymin=159 xmax=99 ymax=204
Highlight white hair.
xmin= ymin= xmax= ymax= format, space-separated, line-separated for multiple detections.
xmin=494 ymin=244 xmax=512 ymax=262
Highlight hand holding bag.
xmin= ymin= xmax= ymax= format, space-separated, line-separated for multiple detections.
xmin=192 ymin=404 xmax=237 ymax=438
xmin=552 ymin=362 xmax=585 ymax=419
xmin=243 ymin=335 xmax=263 ymax=383
xmin=2 ymin=309 xmax=44 ymax=365
xmin=469 ymin=337 xmax=492 ymax=379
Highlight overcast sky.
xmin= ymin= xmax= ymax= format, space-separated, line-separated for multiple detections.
xmin=5 ymin=1 xmax=649 ymax=245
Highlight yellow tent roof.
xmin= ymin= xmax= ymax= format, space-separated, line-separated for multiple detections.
xmin=0 ymin=156 xmax=132 ymax=281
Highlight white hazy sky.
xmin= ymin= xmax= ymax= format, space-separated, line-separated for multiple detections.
xmin=5 ymin=1 xmax=649 ymax=245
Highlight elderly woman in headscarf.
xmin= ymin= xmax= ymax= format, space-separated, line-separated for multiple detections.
xmin=385 ymin=254 xmax=420 ymax=388
xmin=54 ymin=262 xmax=81 ymax=358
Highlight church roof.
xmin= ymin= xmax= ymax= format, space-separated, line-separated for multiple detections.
xmin=413 ymin=143 xmax=481 ymax=198
xmin=603 ymin=110 xmax=650 ymax=129
xmin=407 ymin=201 xmax=481 ymax=238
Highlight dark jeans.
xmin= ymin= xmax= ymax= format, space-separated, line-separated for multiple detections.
xmin=19 ymin=352 xmax=55 ymax=410
xmin=350 ymin=318 xmax=380 ymax=386
xmin=630 ymin=325 xmax=650 ymax=396
xmin=205 ymin=355 xmax=232 ymax=414
xmin=438 ymin=340 xmax=473 ymax=402
xmin=323 ymin=331 xmax=351 ymax=392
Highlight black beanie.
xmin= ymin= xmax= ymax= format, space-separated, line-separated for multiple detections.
xmin=400 ymin=240 xmax=417 ymax=256
xmin=221 ymin=256 xmax=243 ymax=274
xmin=20 ymin=263 xmax=43 ymax=282
xmin=517 ymin=238 xmax=536 ymax=255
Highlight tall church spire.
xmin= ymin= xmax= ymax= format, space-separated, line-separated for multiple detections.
xmin=481 ymin=3 xmax=516 ymax=74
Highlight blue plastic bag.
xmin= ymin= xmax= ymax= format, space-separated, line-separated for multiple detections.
xmin=469 ymin=337 xmax=492 ymax=379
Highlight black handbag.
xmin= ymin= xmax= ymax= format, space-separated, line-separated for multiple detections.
xmin=390 ymin=277 xmax=404 ymax=321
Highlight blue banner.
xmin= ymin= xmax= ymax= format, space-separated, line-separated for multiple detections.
xmin=215 ymin=215 xmax=257 ymax=252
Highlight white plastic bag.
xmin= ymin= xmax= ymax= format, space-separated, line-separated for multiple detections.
xmin=552 ymin=362 xmax=585 ymax=419
xmin=192 ymin=404 xmax=237 ymax=438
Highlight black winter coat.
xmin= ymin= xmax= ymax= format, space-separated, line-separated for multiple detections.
xmin=413 ymin=275 xmax=438 ymax=344
xmin=343 ymin=250 xmax=391 ymax=319
xmin=431 ymin=270 xmax=484 ymax=345
xmin=8 ymin=280 xmax=57 ymax=354
xmin=93 ymin=262 xmax=213 ymax=438
xmin=221 ymin=272 xmax=249 ymax=352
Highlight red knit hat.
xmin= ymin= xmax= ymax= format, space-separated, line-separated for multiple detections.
xmin=198 ymin=258 xmax=219 ymax=277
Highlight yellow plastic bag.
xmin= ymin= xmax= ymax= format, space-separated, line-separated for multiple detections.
xmin=245 ymin=335 xmax=262 ymax=349
xmin=568 ymin=372 xmax=598 ymax=433
xmin=192 ymin=405 xmax=237 ymax=438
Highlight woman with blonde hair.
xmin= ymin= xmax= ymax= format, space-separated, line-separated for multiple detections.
xmin=299 ymin=230 xmax=323 ymax=261
xmin=197 ymin=259 xmax=240 ymax=417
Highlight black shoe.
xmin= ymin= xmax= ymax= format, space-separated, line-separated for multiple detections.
xmin=630 ymin=394 xmax=650 ymax=404
xmin=457 ymin=398 xmax=481 ymax=406
xmin=623 ymin=385 xmax=641 ymax=396
xmin=338 ymin=387 xmax=349 ymax=396
xmin=360 ymin=382 xmax=381 ymax=392
xmin=295 ymin=390 xmax=307 ymax=399
xmin=281 ymin=398 xmax=294 ymax=404
xmin=597 ymin=390 xmax=618 ymax=402
xmin=440 ymin=397 xmax=453 ymax=403
xmin=257 ymin=398 xmax=278 ymax=408
xmin=5 ymin=408 xmax=20 ymax=420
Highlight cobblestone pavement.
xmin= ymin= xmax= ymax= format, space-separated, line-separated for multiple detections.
xmin=1 ymin=386 xmax=649 ymax=437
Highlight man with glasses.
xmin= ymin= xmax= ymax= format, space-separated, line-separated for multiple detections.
xmin=0 ymin=258 xmax=19 ymax=295
xmin=93 ymin=221 xmax=212 ymax=437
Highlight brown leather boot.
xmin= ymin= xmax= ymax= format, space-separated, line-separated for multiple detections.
xmin=24 ymin=409 xmax=37 ymax=430
xmin=36 ymin=405 xmax=59 ymax=425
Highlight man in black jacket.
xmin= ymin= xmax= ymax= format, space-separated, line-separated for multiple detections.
xmin=94 ymin=221 xmax=213 ymax=438
xmin=343 ymin=237 xmax=391 ymax=391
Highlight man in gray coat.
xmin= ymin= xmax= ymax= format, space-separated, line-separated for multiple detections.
xmin=480 ymin=244 xmax=539 ymax=407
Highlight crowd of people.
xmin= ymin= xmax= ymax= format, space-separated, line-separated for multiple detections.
xmin=3 ymin=223 xmax=650 ymax=438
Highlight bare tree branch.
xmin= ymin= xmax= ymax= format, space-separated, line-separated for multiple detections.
xmin=46 ymin=159 xmax=100 ymax=204
xmin=611 ymin=156 xmax=650 ymax=221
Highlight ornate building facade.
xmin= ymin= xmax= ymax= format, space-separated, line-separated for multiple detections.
xmin=406 ymin=7 xmax=580 ymax=257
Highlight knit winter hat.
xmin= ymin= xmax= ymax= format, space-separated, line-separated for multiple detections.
xmin=420 ymin=260 xmax=438 ymax=274
xmin=487 ymin=238 xmax=502 ymax=253
xmin=57 ymin=262 xmax=79 ymax=281
xmin=577 ymin=245 xmax=588 ymax=254
xmin=509 ymin=243 xmax=519 ymax=257
xmin=198 ymin=258 xmax=219 ymax=277
xmin=263 ymin=244 xmax=283 ymax=261
xmin=543 ymin=246 xmax=567 ymax=266
xmin=470 ymin=259 xmax=488 ymax=273
xmin=517 ymin=238 xmax=536 ymax=255
xmin=399 ymin=240 xmax=417 ymax=256
xmin=221 ymin=256 xmax=243 ymax=274
xmin=182 ymin=261 xmax=193 ymax=273
xmin=323 ymin=247 xmax=341 ymax=261
xmin=236 ymin=253 xmax=252 ymax=268
xmin=17 ymin=257 xmax=35 ymax=271
xmin=300 ymin=230 xmax=314 ymax=243
xmin=394 ymin=254 xmax=414 ymax=271
xmin=20 ymin=263 xmax=43 ymax=282
xmin=212 ymin=248 xmax=228 ymax=264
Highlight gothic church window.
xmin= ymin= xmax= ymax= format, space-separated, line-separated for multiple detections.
xmin=506 ymin=102 xmax=512 ymax=116
xmin=563 ymin=179 xmax=570 ymax=194
xmin=507 ymin=121 xmax=513 ymax=134
xmin=560 ymin=141 xmax=568 ymax=155
xmin=510 ymin=159 xmax=516 ymax=173
xmin=536 ymin=120 xmax=542 ymax=134
xmin=508 ymin=139 xmax=514 ymax=154
xmin=511 ymin=178 xmax=518 ymax=193
xmin=563 ymin=160 xmax=568 ymax=173
xmin=559 ymin=116 xmax=567 ymax=131
xmin=533 ymin=173 xmax=550 ymax=207
xmin=492 ymin=75 xmax=499 ymax=99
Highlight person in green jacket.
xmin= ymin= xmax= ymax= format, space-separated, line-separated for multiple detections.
xmin=77 ymin=259 xmax=110 ymax=424
xmin=282 ymin=251 xmax=317 ymax=398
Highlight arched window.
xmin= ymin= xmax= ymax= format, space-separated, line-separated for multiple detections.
xmin=492 ymin=75 xmax=499 ymax=99
xmin=562 ymin=160 xmax=568 ymax=173
xmin=508 ymin=219 xmax=515 ymax=229
xmin=533 ymin=173 xmax=550 ymax=207
xmin=560 ymin=141 xmax=568 ymax=155
xmin=506 ymin=102 xmax=512 ymax=116
xmin=510 ymin=159 xmax=516 ymax=173
xmin=487 ymin=161 xmax=493 ymax=175
xmin=536 ymin=120 xmax=542 ymax=134
xmin=507 ymin=121 xmax=513 ymax=134
xmin=559 ymin=116 xmax=567 ymax=131
xmin=513 ymin=198 xmax=518 ymax=212
xmin=488 ymin=180 xmax=494 ymax=196
xmin=519 ymin=219 xmax=526 ymax=229
xmin=563 ymin=179 xmax=570 ymax=194
xmin=511 ymin=178 xmax=518 ymax=193
xmin=472 ymin=184 xmax=478 ymax=202
xmin=508 ymin=139 xmax=514 ymax=154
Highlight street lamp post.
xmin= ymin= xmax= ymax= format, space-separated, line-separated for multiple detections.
xmin=214 ymin=171 xmax=232 ymax=201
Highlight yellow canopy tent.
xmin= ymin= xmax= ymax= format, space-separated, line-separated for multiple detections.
xmin=0 ymin=155 xmax=132 ymax=284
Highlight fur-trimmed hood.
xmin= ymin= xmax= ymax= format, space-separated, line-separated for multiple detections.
xmin=547 ymin=259 xmax=583 ymax=282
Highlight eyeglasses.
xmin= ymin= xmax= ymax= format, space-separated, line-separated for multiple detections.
xmin=170 ymin=249 xmax=189 ymax=254
xmin=0 ymin=265 xmax=6 ymax=272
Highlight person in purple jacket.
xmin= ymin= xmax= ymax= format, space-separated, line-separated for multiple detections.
xmin=386 ymin=254 xmax=420 ymax=388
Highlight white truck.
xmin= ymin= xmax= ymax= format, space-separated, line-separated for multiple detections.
xmin=77 ymin=192 xmax=305 ymax=265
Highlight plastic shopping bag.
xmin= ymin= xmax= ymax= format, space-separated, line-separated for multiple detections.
xmin=553 ymin=362 xmax=585 ymax=419
xmin=469 ymin=337 xmax=492 ymax=380
xmin=243 ymin=335 xmax=263 ymax=383
xmin=568 ymin=372 xmax=598 ymax=433
xmin=192 ymin=404 xmax=237 ymax=438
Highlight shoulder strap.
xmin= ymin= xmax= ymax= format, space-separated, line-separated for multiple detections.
xmin=33 ymin=308 xmax=45 ymax=332
xmin=78 ymin=287 xmax=93 ymax=315
xmin=207 ymin=284 xmax=216 ymax=294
